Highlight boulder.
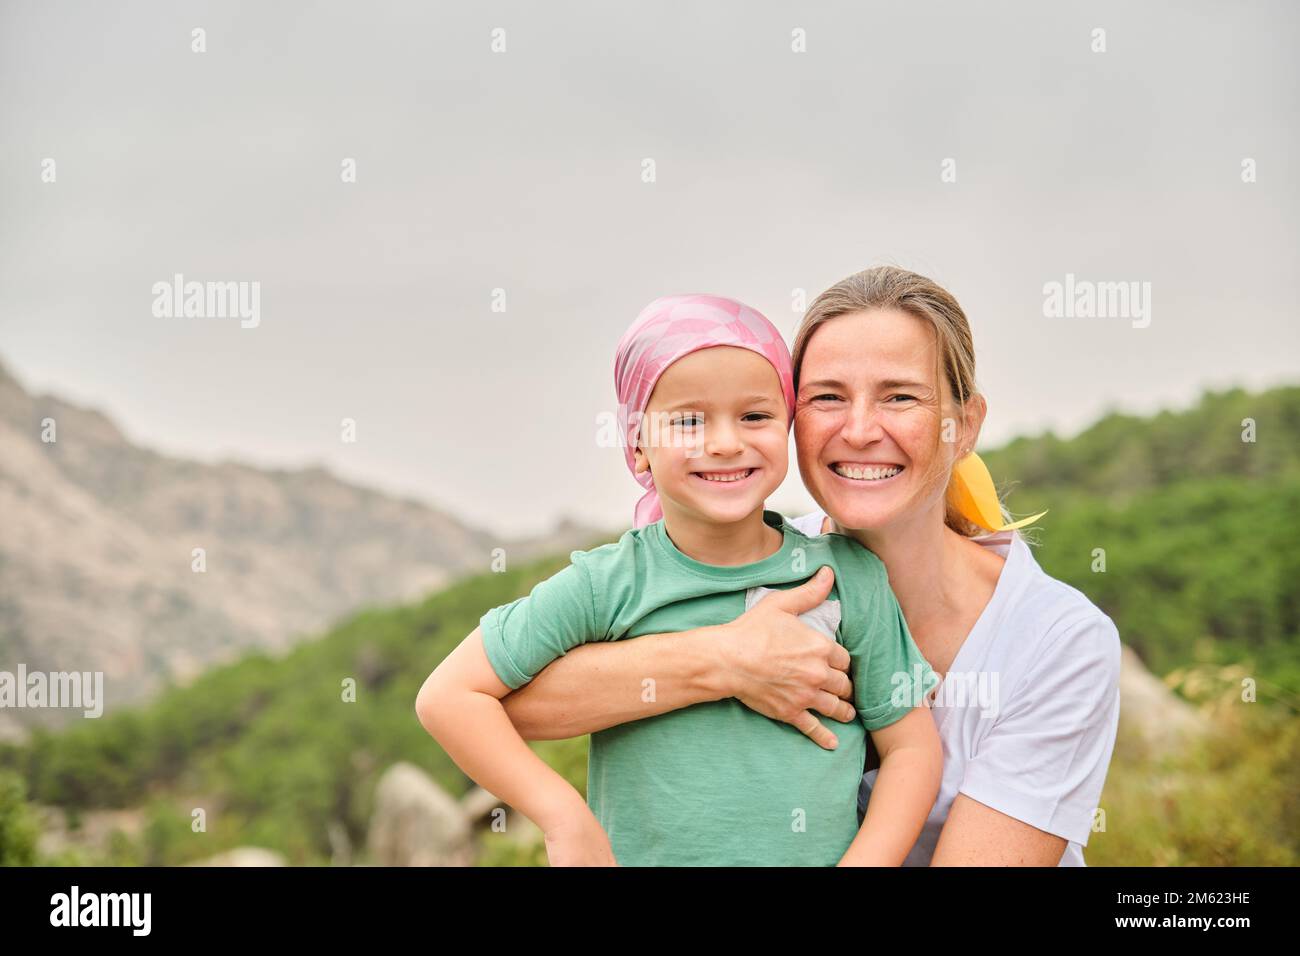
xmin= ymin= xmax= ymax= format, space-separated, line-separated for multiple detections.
xmin=366 ymin=762 xmax=472 ymax=866
xmin=185 ymin=847 xmax=286 ymax=867
xmin=1118 ymin=644 xmax=1211 ymax=755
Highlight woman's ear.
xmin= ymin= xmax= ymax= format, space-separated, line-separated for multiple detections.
xmin=961 ymin=393 xmax=988 ymax=453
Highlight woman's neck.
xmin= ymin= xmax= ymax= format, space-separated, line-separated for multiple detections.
xmin=842 ymin=501 xmax=988 ymax=637
xmin=660 ymin=506 xmax=783 ymax=566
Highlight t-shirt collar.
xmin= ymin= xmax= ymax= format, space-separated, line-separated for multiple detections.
xmin=650 ymin=509 xmax=798 ymax=579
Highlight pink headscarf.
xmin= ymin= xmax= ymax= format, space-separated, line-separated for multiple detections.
xmin=614 ymin=294 xmax=795 ymax=528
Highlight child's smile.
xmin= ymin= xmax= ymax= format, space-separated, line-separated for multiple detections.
xmin=691 ymin=466 xmax=760 ymax=485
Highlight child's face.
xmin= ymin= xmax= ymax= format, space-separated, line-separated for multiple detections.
xmin=633 ymin=346 xmax=789 ymax=525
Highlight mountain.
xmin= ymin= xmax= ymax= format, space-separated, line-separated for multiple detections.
xmin=0 ymin=358 xmax=599 ymax=741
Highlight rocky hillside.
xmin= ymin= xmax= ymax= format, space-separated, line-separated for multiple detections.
xmin=0 ymin=358 xmax=598 ymax=741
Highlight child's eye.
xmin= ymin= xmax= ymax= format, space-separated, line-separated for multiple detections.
xmin=673 ymin=415 xmax=703 ymax=428
xmin=742 ymin=412 xmax=774 ymax=422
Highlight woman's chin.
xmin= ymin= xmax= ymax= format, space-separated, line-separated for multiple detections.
xmin=813 ymin=491 xmax=902 ymax=532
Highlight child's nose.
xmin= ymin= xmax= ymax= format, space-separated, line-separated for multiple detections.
xmin=703 ymin=421 xmax=744 ymax=456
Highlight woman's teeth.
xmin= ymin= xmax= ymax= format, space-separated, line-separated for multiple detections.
xmin=696 ymin=468 xmax=755 ymax=483
xmin=832 ymin=463 xmax=904 ymax=481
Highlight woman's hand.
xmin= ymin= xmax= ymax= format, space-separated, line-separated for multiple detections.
xmin=717 ymin=567 xmax=858 ymax=749
xmin=543 ymin=807 xmax=619 ymax=867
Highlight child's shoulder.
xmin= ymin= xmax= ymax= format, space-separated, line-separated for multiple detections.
xmin=806 ymin=528 xmax=889 ymax=587
xmin=781 ymin=517 xmax=887 ymax=578
xmin=561 ymin=523 xmax=657 ymax=574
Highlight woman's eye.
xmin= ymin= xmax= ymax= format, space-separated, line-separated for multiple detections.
xmin=811 ymin=393 xmax=841 ymax=402
xmin=888 ymin=394 xmax=917 ymax=403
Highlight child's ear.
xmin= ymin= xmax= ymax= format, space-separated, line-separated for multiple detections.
xmin=633 ymin=444 xmax=650 ymax=476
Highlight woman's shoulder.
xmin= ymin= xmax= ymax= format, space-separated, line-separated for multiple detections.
xmin=996 ymin=536 xmax=1122 ymax=676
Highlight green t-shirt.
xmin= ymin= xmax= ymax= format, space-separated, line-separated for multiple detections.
xmin=479 ymin=508 xmax=935 ymax=866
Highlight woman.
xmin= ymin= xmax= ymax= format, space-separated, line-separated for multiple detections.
xmin=501 ymin=266 xmax=1122 ymax=866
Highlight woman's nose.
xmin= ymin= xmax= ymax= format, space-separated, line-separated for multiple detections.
xmin=840 ymin=401 xmax=885 ymax=447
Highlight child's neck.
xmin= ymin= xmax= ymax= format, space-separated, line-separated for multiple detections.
xmin=659 ymin=505 xmax=784 ymax=567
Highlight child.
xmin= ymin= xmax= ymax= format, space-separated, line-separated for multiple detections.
xmin=415 ymin=294 xmax=942 ymax=866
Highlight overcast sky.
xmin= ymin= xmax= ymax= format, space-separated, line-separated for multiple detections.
xmin=2 ymin=0 xmax=1297 ymax=537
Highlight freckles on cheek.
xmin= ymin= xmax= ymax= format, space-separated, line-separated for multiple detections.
xmin=794 ymin=408 xmax=834 ymax=444
xmin=795 ymin=438 xmax=831 ymax=469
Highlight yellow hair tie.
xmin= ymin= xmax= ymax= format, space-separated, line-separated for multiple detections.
xmin=946 ymin=451 xmax=1047 ymax=532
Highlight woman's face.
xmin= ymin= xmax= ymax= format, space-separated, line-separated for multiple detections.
xmin=794 ymin=308 xmax=978 ymax=533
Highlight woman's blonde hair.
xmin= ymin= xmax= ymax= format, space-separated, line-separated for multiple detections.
xmin=791 ymin=265 xmax=993 ymax=538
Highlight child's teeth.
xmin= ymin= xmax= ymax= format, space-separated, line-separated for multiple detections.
xmin=833 ymin=464 xmax=903 ymax=480
xmin=699 ymin=469 xmax=752 ymax=482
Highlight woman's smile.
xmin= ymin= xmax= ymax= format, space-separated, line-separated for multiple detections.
xmin=830 ymin=461 xmax=906 ymax=482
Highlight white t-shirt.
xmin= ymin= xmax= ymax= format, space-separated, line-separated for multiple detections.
xmin=789 ymin=509 xmax=1122 ymax=867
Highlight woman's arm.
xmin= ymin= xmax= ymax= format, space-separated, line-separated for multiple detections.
xmin=503 ymin=567 xmax=859 ymax=750
xmin=929 ymin=796 xmax=1067 ymax=865
xmin=415 ymin=627 xmax=616 ymax=865
xmin=500 ymin=629 xmax=730 ymax=736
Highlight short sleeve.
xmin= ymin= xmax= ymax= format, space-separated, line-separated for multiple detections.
xmin=852 ymin=584 xmax=937 ymax=732
xmin=479 ymin=558 xmax=599 ymax=690
xmin=957 ymin=612 xmax=1122 ymax=846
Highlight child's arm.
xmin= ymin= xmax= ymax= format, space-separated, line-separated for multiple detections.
xmin=837 ymin=706 xmax=942 ymax=866
xmin=415 ymin=626 xmax=616 ymax=866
